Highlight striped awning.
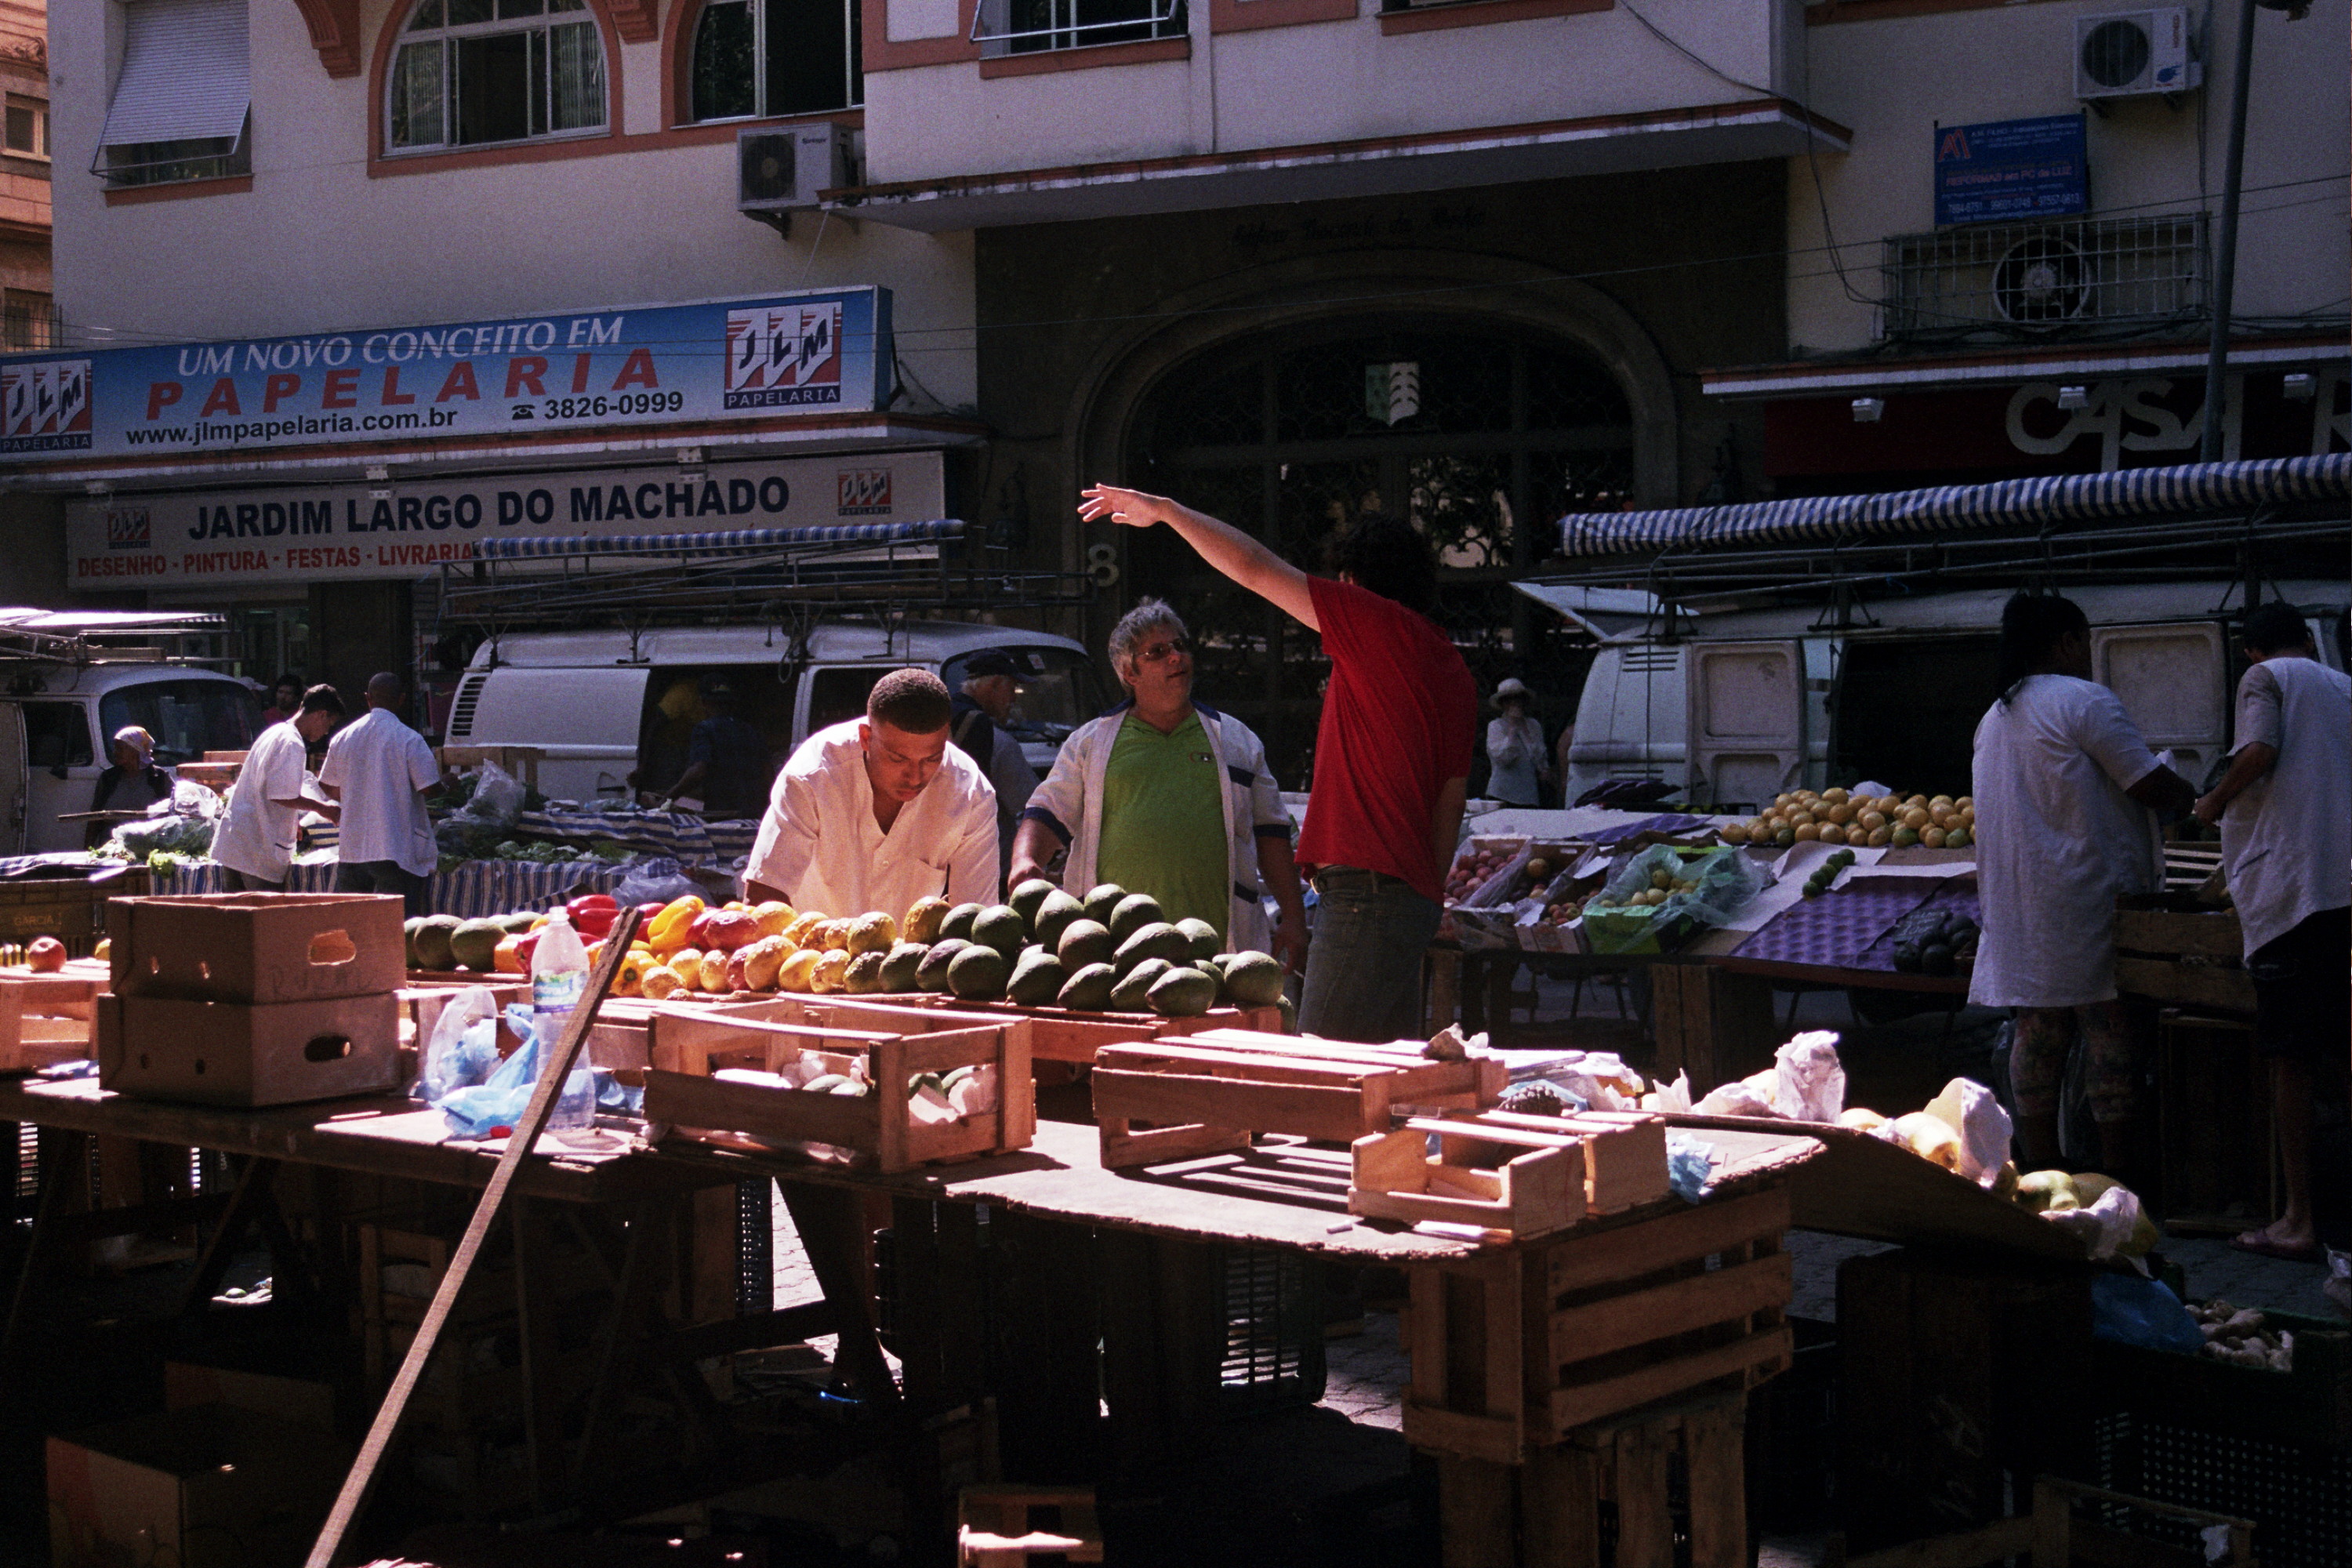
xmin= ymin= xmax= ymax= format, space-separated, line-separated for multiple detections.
xmin=1557 ymin=454 xmax=2352 ymax=557
xmin=472 ymin=519 xmax=965 ymax=559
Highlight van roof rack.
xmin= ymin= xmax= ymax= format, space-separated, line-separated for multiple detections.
xmin=0 ymin=608 xmax=230 ymax=668
xmin=431 ymin=520 xmax=1094 ymax=635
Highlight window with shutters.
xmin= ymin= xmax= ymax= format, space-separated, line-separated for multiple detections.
xmin=685 ymin=0 xmax=861 ymax=122
xmin=98 ymin=0 xmax=252 ymax=187
xmin=387 ymin=0 xmax=608 ymax=153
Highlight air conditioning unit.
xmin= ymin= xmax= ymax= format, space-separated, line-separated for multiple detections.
xmin=737 ymin=123 xmax=854 ymax=218
xmin=2075 ymin=9 xmax=2201 ymax=99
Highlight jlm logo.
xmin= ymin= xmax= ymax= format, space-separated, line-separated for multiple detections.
xmin=837 ymin=468 xmax=892 ymax=515
xmin=106 ymin=508 xmax=152 ymax=549
xmin=724 ymin=303 xmax=844 ymax=410
xmin=0 ymin=359 xmax=95 ymax=452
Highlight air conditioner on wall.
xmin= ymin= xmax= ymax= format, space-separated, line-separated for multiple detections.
xmin=738 ymin=124 xmax=854 ymax=220
xmin=2075 ymin=9 xmax=2201 ymax=99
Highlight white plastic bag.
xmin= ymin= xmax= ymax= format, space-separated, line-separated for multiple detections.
xmin=1923 ymin=1076 xmax=2013 ymax=1188
xmin=2042 ymin=1183 xmax=2143 ymax=1261
xmin=1773 ymin=1031 xmax=1846 ymax=1123
xmin=416 ymin=985 xmax=503 ymax=1104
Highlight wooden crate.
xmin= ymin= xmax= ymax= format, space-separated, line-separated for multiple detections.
xmin=2114 ymin=898 xmax=2255 ymax=1014
xmin=0 ymin=965 xmax=105 ymax=1073
xmin=0 ymin=865 xmax=147 ymax=953
xmin=2155 ymin=1010 xmax=2274 ymax=1232
xmin=956 ymin=1485 xmax=1104 ymax=1566
xmin=1349 ymin=1109 xmax=1671 ymax=1240
xmin=1836 ymin=1477 xmax=2255 ymax=1568
xmin=642 ymin=998 xmax=1034 ymax=1172
xmin=1089 ymin=1029 xmax=1506 ymax=1171
xmin=884 ymin=992 xmax=1284 ymax=1063
xmin=1436 ymin=1385 xmax=1755 ymax=1568
xmin=1400 ymin=1186 xmax=1793 ymax=1465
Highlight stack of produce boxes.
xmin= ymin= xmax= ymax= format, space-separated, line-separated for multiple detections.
xmin=96 ymin=894 xmax=407 ymax=1106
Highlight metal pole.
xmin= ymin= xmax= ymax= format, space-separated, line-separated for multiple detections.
xmin=2201 ymin=0 xmax=2260 ymax=461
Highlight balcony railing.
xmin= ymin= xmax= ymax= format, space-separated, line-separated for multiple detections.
xmin=971 ymin=0 xmax=1185 ymax=53
xmin=1879 ymin=214 xmax=2207 ymax=340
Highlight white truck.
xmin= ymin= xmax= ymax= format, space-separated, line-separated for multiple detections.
xmin=445 ymin=620 xmax=1103 ymax=804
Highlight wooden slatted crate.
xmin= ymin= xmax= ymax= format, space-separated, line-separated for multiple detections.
xmin=2114 ymin=896 xmax=2255 ymax=1014
xmin=0 ymin=962 xmax=107 ymax=1073
xmin=1090 ymin=1029 xmax=1506 ymax=1171
xmin=1399 ymin=1185 xmax=1794 ymax=1465
xmin=1349 ymin=1108 xmax=1671 ymax=1240
xmin=886 ymin=993 xmax=1285 ymax=1063
xmin=642 ymin=997 xmax=1034 ymax=1172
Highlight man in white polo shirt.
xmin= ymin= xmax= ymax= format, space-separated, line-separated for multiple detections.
xmin=321 ymin=673 xmax=448 ymax=917
xmin=214 ymin=684 xmax=346 ymax=892
xmin=745 ymin=668 xmax=1000 ymax=919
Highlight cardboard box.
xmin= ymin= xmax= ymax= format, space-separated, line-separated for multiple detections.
xmin=46 ymin=1403 xmax=352 ymax=1568
xmin=96 ymin=992 xmax=401 ymax=1106
xmin=107 ymin=893 xmax=404 ymax=1004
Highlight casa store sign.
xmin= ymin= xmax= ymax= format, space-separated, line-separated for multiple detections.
xmin=1 ymin=287 xmax=890 ymax=460
xmin=1766 ymin=371 xmax=2350 ymax=479
xmin=65 ymin=452 xmax=945 ymax=588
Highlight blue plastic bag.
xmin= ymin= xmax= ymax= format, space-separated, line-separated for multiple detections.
xmin=2091 ymin=1272 xmax=2204 ymax=1356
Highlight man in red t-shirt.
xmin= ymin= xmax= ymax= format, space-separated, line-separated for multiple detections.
xmin=1079 ymin=485 xmax=1476 ymax=1042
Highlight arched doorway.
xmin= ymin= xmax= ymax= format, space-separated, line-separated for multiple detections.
xmin=1120 ymin=316 xmax=1634 ymax=784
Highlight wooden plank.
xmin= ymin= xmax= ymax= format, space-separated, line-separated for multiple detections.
xmin=1407 ymin=1267 xmax=1446 ymax=1407
xmin=1544 ymin=1323 xmax=1792 ymax=1438
xmin=1547 ymin=1253 xmax=1793 ymax=1370
xmin=1611 ymin=1415 xmax=1675 ymax=1568
xmin=2115 ymin=955 xmax=2257 ymax=1013
xmin=304 ymin=904 xmax=644 ymax=1568
xmin=1436 ymin=1454 xmax=1515 ymax=1568
xmin=1089 ymin=1069 xmax=1376 ymax=1143
xmin=1401 ymin=1403 xmax=1523 ymax=1465
xmin=2114 ymin=906 xmax=2243 ymax=959
xmin=1520 ymin=1439 xmax=1601 ymax=1568
xmin=1096 ymin=1119 xmax=1251 ymax=1169
xmin=1682 ymin=1400 xmax=1748 ymax=1568
xmin=644 ymin=1068 xmax=884 ymax=1145
xmin=1544 ymin=1188 xmax=1791 ymax=1298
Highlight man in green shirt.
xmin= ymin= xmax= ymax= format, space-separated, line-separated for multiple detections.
xmin=1011 ymin=600 xmax=1306 ymax=967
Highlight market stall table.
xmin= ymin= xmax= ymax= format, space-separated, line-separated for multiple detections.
xmin=152 ymin=857 xmax=638 ymax=920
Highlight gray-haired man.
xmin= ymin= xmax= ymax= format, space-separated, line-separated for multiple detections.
xmin=1009 ymin=600 xmax=1305 ymax=966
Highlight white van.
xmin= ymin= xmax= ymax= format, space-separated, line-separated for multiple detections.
xmin=447 ymin=620 xmax=1104 ymax=803
xmin=0 ymin=610 xmax=263 ymax=854
xmin=1528 ymin=579 xmax=2350 ymax=813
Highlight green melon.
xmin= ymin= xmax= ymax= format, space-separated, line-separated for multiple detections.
xmin=1175 ymin=918 xmax=1222 ymax=962
xmin=970 ymin=905 xmax=1028 ymax=960
xmin=448 ymin=918 xmax=506 ymax=973
xmin=1222 ymin=951 xmax=1287 ymax=1007
xmin=1148 ymin=966 xmax=1218 ymax=1018
xmin=1057 ymin=962 xmax=1117 ymax=1011
xmin=1006 ymin=948 xmax=1068 ymax=1007
xmin=1277 ymin=994 xmax=1298 ymax=1033
xmin=1031 ymin=888 xmax=1086 ymax=951
xmin=938 ymin=902 xmax=984 ymax=944
xmin=1080 ymin=883 xmax=1127 ymax=927
xmin=915 ymin=938 xmax=970 ymax=992
xmin=1114 ymin=921 xmax=1193 ymax=975
xmin=1009 ymin=878 xmax=1058 ymax=931
xmin=1109 ymin=956 xmax=1171 ymax=1012
xmin=1108 ymin=892 xmax=1165 ymax=942
xmin=412 ymin=915 xmax=463 ymax=971
xmin=879 ymin=942 xmax=928 ymax=993
xmin=1057 ymin=918 xmax=1115 ymax=971
xmin=946 ymin=944 xmax=1011 ymax=1000
xmin=403 ymin=917 xmax=424 ymax=968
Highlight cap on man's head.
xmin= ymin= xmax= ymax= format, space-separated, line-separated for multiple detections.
xmin=699 ymin=674 xmax=738 ymax=703
xmin=963 ymin=650 xmax=1022 ymax=681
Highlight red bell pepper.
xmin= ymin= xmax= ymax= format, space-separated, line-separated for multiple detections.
xmin=567 ymin=894 xmax=620 ymax=940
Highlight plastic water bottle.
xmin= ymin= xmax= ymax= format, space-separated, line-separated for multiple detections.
xmin=531 ymin=908 xmax=596 ymax=1131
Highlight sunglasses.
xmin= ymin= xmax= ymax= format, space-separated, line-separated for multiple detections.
xmin=1136 ymin=637 xmax=1191 ymax=663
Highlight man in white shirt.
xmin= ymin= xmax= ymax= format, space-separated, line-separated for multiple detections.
xmin=214 ymin=684 xmax=346 ymax=892
xmin=2194 ymin=602 xmax=2352 ymax=1262
xmin=321 ymin=673 xmax=448 ymax=917
xmin=746 ymin=668 xmax=999 ymax=920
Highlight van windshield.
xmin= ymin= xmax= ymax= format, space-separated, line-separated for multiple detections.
xmin=942 ymin=647 xmax=1107 ymax=744
xmin=100 ymin=681 xmax=263 ymax=767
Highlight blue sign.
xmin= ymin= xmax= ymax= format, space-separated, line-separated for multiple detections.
xmin=1934 ymin=114 xmax=2087 ymax=227
xmin=0 ymin=287 xmax=892 ymax=460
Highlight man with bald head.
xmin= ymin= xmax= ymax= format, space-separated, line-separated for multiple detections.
xmin=321 ymin=671 xmax=448 ymax=916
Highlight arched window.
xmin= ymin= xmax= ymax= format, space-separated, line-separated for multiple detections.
xmin=688 ymin=0 xmax=860 ymax=122
xmin=388 ymin=0 xmax=608 ymax=152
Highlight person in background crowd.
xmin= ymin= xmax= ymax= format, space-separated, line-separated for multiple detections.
xmin=1010 ymin=600 xmax=1306 ymax=966
xmin=88 ymin=727 xmax=175 ymax=847
xmin=632 ymin=676 xmax=706 ymax=804
xmin=1079 ymin=487 xmax=1474 ymax=1043
xmin=1552 ymin=718 xmax=1577 ymax=809
xmin=745 ymin=669 xmax=999 ymax=918
xmin=215 ymin=685 xmax=344 ymax=892
xmin=2193 ymin=602 xmax=2352 ymax=1262
xmin=260 ymin=677 xmax=303 ymax=727
xmin=1969 ymin=593 xmax=2195 ymax=1176
xmin=953 ymin=650 xmax=1043 ymax=877
xmin=657 ymin=679 xmax=775 ymax=820
xmin=321 ymin=673 xmax=448 ymax=918
xmin=1485 ymin=677 xmax=1548 ymax=806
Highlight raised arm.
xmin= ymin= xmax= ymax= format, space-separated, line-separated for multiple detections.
xmin=1079 ymin=485 xmax=1319 ymax=632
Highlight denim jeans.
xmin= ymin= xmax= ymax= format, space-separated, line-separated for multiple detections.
xmin=1299 ymin=867 xmax=1440 ymax=1044
xmin=335 ymin=858 xmax=430 ymax=919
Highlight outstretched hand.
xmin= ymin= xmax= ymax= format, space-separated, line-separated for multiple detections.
xmin=1078 ymin=485 xmax=1167 ymax=528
